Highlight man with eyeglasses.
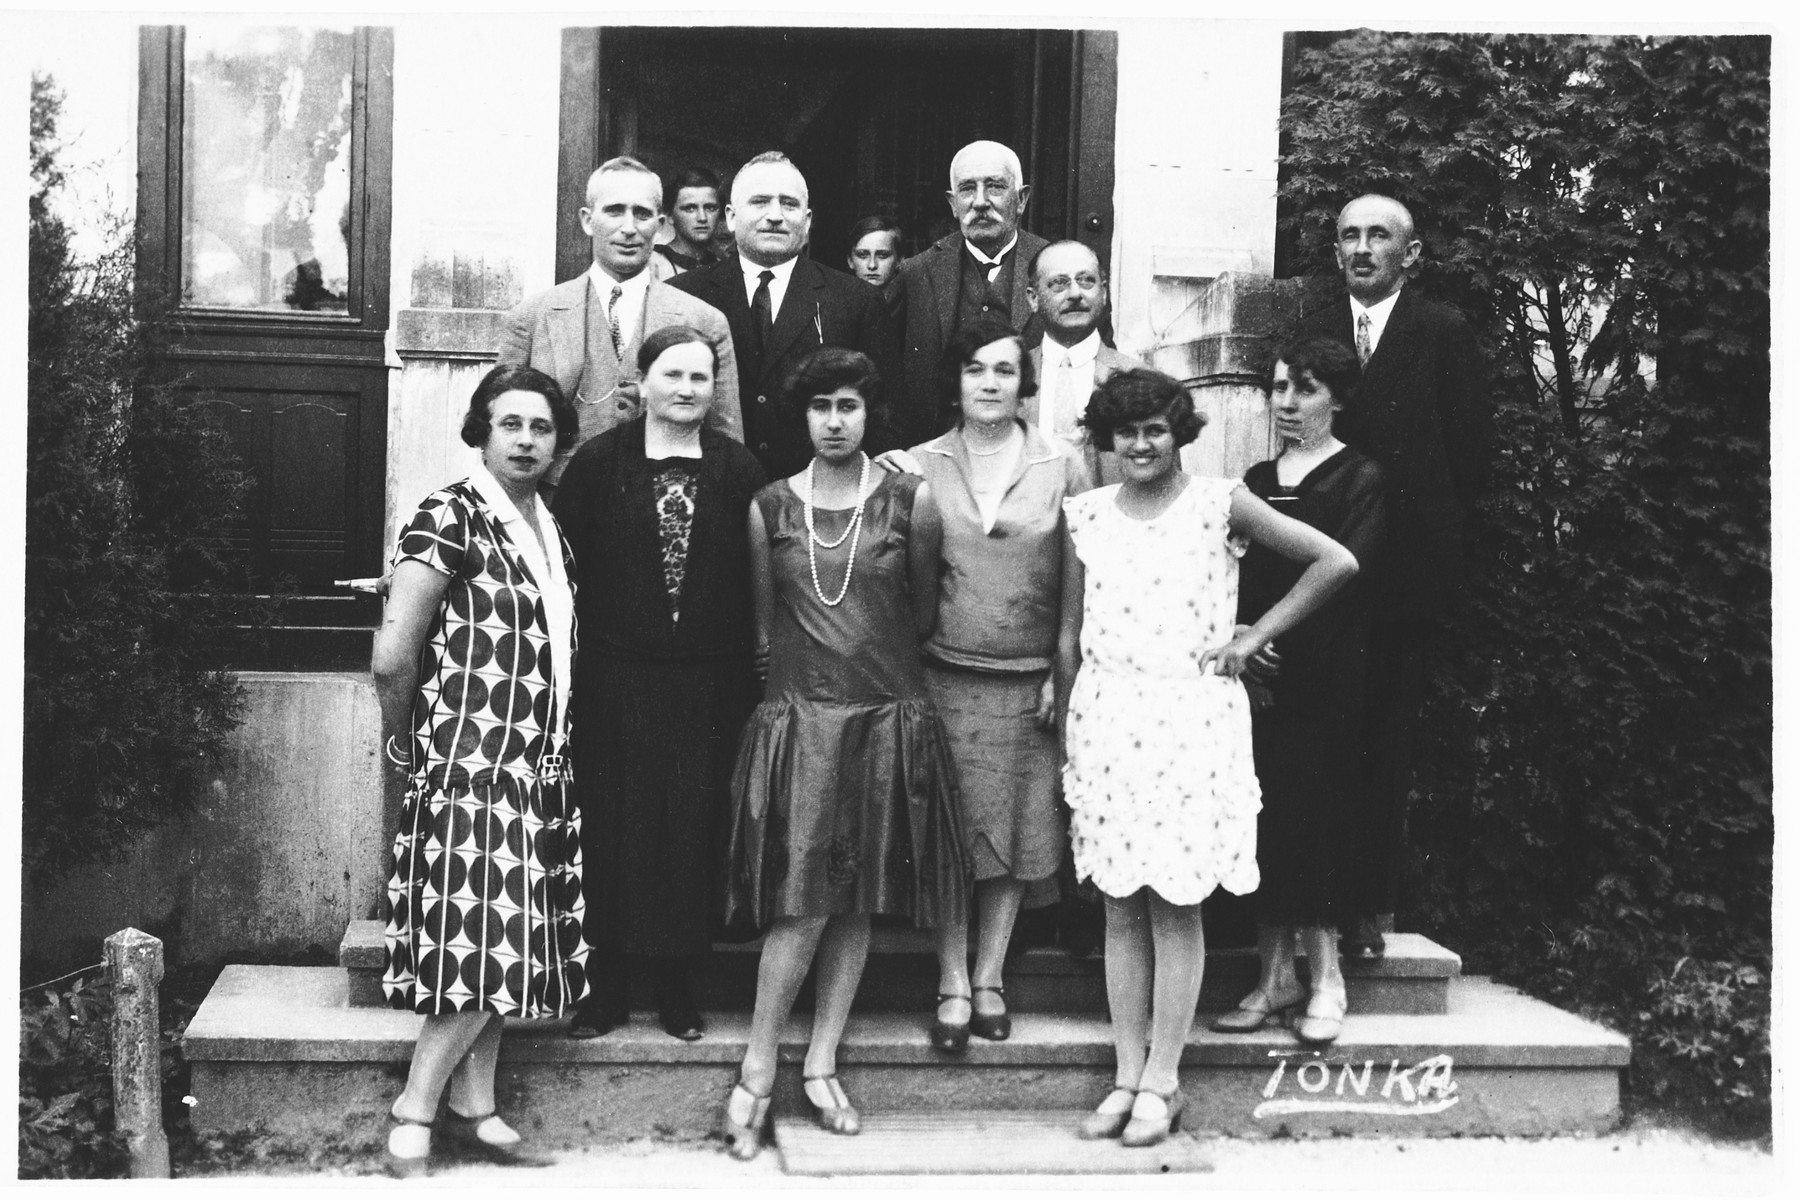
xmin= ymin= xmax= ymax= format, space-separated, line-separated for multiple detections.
xmin=892 ymin=140 xmax=1049 ymax=446
xmin=1024 ymin=239 xmax=1145 ymax=487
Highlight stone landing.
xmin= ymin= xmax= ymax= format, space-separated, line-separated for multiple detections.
xmin=183 ymin=954 xmax=1629 ymax=1149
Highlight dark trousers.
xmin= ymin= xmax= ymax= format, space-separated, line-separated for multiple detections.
xmin=1351 ymin=619 xmax=1435 ymax=917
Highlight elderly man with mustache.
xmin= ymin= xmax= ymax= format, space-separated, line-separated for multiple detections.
xmin=891 ymin=140 xmax=1050 ymax=447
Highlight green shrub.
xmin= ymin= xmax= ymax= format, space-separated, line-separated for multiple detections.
xmin=17 ymin=975 xmax=129 ymax=1179
xmin=1280 ymin=33 xmax=1770 ymax=1128
xmin=25 ymin=74 xmax=255 ymax=885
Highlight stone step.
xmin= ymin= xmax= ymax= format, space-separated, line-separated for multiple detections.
xmin=338 ymin=920 xmax=1461 ymax=1016
xmin=184 ymin=965 xmax=1627 ymax=1148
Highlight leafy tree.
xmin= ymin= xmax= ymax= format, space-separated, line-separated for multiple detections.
xmin=25 ymin=73 xmax=255 ymax=885
xmin=1280 ymin=33 xmax=1770 ymax=1127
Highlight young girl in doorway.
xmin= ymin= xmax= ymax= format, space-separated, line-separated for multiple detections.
xmin=1057 ymin=367 xmax=1358 ymax=1147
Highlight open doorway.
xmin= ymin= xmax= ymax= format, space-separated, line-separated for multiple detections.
xmin=555 ymin=25 xmax=1115 ymax=281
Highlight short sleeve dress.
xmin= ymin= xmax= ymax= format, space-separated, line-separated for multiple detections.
xmin=1237 ymin=448 xmax=1386 ymax=926
xmin=724 ymin=471 xmax=970 ymax=930
xmin=381 ymin=478 xmax=590 ymax=1017
xmin=1062 ymin=477 xmax=1262 ymax=907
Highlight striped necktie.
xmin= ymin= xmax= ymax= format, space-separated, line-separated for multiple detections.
xmin=607 ymin=284 xmax=624 ymax=360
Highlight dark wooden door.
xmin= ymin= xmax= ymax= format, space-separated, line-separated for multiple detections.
xmin=138 ymin=26 xmax=392 ymax=598
xmin=556 ymin=26 xmax=1117 ymax=282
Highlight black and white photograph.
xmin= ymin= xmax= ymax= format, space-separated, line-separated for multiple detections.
xmin=10 ymin=1 xmax=1778 ymax=1187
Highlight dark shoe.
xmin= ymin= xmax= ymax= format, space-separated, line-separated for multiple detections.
xmin=441 ymin=1110 xmax=553 ymax=1167
xmin=721 ymin=1078 xmax=772 ymax=1161
xmin=802 ymin=1074 xmax=862 ymax=1136
xmin=1077 ymin=1088 xmax=1136 ymax=1140
xmin=653 ymin=959 xmax=704 ymax=1042
xmin=930 ymin=992 xmax=971 ymax=1053
xmin=1120 ymin=1087 xmax=1186 ymax=1148
xmin=969 ymin=984 xmax=1010 ymax=1042
xmin=1209 ymin=983 xmax=1306 ymax=1033
xmin=1340 ymin=916 xmax=1386 ymax=961
xmin=567 ymin=994 xmax=629 ymax=1040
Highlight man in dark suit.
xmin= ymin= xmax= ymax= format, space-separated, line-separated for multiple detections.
xmin=1301 ymin=193 xmax=1492 ymax=958
xmin=667 ymin=151 xmax=900 ymax=479
xmin=1024 ymin=239 xmax=1146 ymax=487
xmin=893 ymin=140 xmax=1049 ymax=444
xmin=497 ymin=157 xmax=741 ymax=485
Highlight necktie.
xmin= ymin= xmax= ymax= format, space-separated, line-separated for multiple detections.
xmin=752 ymin=270 xmax=775 ymax=354
xmin=1356 ymin=311 xmax=1372 ymax=365
xmin=607 ymin=284 xmax=624 ymax=360
xmin=1057 ymin=352 xmax=1082 ymax=440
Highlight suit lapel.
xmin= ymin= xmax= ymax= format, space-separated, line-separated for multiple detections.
xmin=929 ymin=237 xmax=961 ymax=343
xmin=1361 ymin=288 xmax=1420 ymax=399
xmin=765 ymin=258 xmax=821 ymax=368
xmin=1024 ymin=345 xmax=1046 ymax=426
xmin=547 ymin=281 xmax=588 ymax=395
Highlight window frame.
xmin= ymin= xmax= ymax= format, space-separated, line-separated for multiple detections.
xmin=137 ymin=23 xmax=392 ymax=334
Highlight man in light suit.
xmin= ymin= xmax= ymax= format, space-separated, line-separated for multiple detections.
xmin=1300 ymin=193 xmax=1492 ymax=959
xmin=668 ymin=151 xmax=900 ymax=479
xmin=892 ymin=140 xmax=1049 ymax=445
xmin=497 ymin=156 xmax=742 ymax=485
xmin=1025 ymin=240 xmax=1145 ymax=487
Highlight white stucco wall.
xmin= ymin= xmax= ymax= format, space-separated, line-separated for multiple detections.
xmin=1108 ymin=19 xmax=1282 ymax=363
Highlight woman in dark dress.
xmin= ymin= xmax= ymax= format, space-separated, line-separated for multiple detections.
xmin=553 ymin=325 xmax=767 ymax=1041
xmin=1213 ymin=335 xmax=1386 ymax=1047
xmin=719 ymin=347 xmax=967 ymax=1160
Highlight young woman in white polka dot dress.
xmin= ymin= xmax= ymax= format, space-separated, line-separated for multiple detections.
xmin=1055 ymin=367 xmax=1359 ymax=1147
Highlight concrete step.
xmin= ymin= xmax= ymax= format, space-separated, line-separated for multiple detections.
xmin=184 ymin=965 xmax=1628 ymax=1147
xmin=338 ymin=919 xmax=1461 ymax=1016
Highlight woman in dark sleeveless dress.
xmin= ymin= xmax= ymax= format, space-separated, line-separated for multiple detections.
xmin=1214 ymin=335 xmax=1386 ymax=1048
xmin=719 ymin=347 xmax=969 ymax=1160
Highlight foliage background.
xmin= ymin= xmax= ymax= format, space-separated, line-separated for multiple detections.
xmin=1278 ymin=32 xmax=1771 ymax=1130
xmin=26 ymin=73 xmax=256 ymax=886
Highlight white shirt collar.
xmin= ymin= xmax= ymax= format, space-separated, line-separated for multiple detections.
xmin=740 ymin=254 xmax=798 ymax=289
xmin=964 ymin=233 xmax=1019 ymax=268
xmin=1044 ymin=329 xmax=1101 ymax=368
xmin=587 ymin=262 xmax=652 ymax=345
xmin=1350 ymin=286 xmax=1403 ymax=351
xmin=739 ymin=254 xmax=799 ymax=312
xmin=587 ymin=261 xmax=652 ymax=305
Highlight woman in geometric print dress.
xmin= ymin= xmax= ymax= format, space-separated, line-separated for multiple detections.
xmin=374 ymin=364 xmax=590 ymax=1175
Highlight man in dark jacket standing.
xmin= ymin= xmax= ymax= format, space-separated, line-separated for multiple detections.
xmin=1301 ymin=193 xmax=1492 ymax=959
xmin=668 ymin=151 xmax=899 ymax=480
xmin=891 ymin=140 xmax=1048 ymax=444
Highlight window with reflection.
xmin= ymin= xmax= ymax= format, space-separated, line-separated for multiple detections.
xmin=181 ymin=25 xmax=355 ymax=313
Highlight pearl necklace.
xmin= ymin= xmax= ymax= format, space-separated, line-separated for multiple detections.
xmin=805 ymin=453 xmax=870 ymax=607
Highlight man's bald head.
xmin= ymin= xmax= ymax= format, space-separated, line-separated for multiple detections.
xmin=1334 ymin=194 xmax=1421 ymax=303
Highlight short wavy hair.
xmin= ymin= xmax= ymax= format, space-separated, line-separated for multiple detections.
xmin=935 ymin=315 xmax=1038 ymax=424
xmin=664 ymin=166 xmax=721 ymax=214
xmin=1080 ymin=367 xmax=1205 ymax=451
xmin=1270 ymin=335 xmax=1361 ymax=414
xmin=777 ymin=346 xmax=888 ymax=443
xmin=637 ymin=323 xmax=719 ymax=378
xmin=462 ymin=364 xmax=578 ymax=453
